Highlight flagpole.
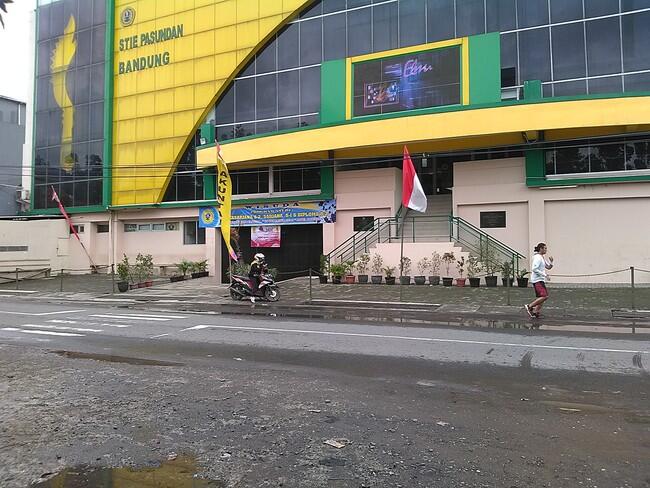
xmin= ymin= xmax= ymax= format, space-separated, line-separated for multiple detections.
xmin=399 ymin=219 xmax=404 ymax=303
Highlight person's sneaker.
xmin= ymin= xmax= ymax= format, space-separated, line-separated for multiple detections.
xmin=250 ymin=296 xmax=256 ymax=304
xmin=524 ymin=304 xmax=534 ymax=318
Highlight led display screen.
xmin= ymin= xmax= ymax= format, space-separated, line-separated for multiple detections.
xmin=353 ymin=46 xmax=461 ymax=117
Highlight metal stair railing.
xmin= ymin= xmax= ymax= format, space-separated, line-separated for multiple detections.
xmin=449 ymin=216 xmax=526 ymax=276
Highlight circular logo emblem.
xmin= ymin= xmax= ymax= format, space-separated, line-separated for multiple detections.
xmin=120 ymin=7 xmax=136 ymax=27
xmin=200 ymin=207 xmax=220 ymax=227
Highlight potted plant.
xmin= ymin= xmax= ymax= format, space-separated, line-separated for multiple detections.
xmin=415 ymin=257 xmax=429 ymax=285
xmin=383 ymin=266 xmax=396 ymax=285
xmin=116 ymin=254 xmax=131 ymax=293
xmin=319 ymin=254 xmax=329 ymax=284
xmin=172 ymin=259 xmax=192 ymax=282
xmin=455 ymin=256 xmax=467 ymax=287
xmin=399 ymin=256 xmax=412 ymax=285
xmin=467 ymin=254 xmax=482 ymax=288
xmin=344 ymin=260 xmax=356 ymax=284
xmin=356 ymin=253 xmax=370 ymax=284
xmin=482 ymin=247 xmax=499 ymax=287
xmin=501 ymin=260 xmax=514 ymax=287
xmin=134 ymin=253 xmax=154 ymax=287
xmin=329 ymin=263 xmax=346 ymax=284
xmin=429 ymin=252 xmax=441 ymax=285
xmin=370 ymin=254 xmax=384 ymax=284
xmin=442 ymin=252 xmax=456 ymax=286
xmin=191 ymin=260 xmax=209 ymax=279
xmin=517 ymin=268 xmax=530 ymax=288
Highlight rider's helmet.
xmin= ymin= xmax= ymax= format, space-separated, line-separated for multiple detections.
xmin=254 ymin=253 xmax=265 ymax=263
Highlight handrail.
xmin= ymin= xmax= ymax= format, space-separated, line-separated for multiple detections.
xmin=450 ymin=216 xmax=525 ymax=260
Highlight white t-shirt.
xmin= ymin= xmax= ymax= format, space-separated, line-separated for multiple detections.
xmin=530 ymin=253 xmax=549 ymax=283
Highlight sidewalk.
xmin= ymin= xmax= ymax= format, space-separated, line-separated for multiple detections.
xmin=3 ymin=275 xmax=649 ymax=329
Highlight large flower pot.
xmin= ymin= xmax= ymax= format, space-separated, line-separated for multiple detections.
xmin=319 ymin=275 xmax=328 ymax=284
xmin=442 ymin=277 xmax=454 ymax=287
xmin=469 ymin=277 xmax=481 ymax=288
xmin=414 ymin=276 xmax=426 ymax=285
xmin=485 ymin=276 xmax=497 ymax=287
xmin=332 ymin=275 xmax=342 ymax=284
xmin=371 ymin=275 xmax=383 ymax=284
xmin=517 ymin=277 xmax=529 ymax=288
xmin=357 ymin=275 xmax=369 ymax=284
xmin=117 ymin=281 xmax=129 ymax=293
xmin=170 ymin=275 xmax=185 ymax=283
xmin=400 ymin=276 xmax=411 ymax=285
xmin=385 ymin=277 xmax=396 ymax=285
xmin=144 ymin=280 xmax=153 ymax=288
xmin=344 ymin=275 xmax=356 ymax=284
xmin=428 ymin=276 xmax=440 ymax=286
xmin=502 ymin=278 xmax=515 ymax=287
xmin=456 ymin=278 xmax=467 ymax=287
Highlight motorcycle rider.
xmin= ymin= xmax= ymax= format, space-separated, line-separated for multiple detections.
xmin=248 ymin=253 xmax=267 ymax=303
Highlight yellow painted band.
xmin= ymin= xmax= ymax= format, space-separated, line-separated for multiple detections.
xmin=198 ymin=96 xmax=650 ymax=167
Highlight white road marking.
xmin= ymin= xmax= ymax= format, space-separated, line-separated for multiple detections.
xmin=89 ymin=314 xmax=173 ymax=321
xmin=1 ymin=327 xmax=83 ymax=337
xmin=47 ymin=319 xmax=78 ymax=324
xmin=0 ymin=290 xmax=37 ymax=294
xmin=150 ymin=333 xmax=170 ymax=338
xmin=21 ymin=324 xmax=102 ymax=333
xmin=100 ymin=323 xmax=131 ymax=328
xmin=0 ymin=309 xmax=86 ymax=316
xmin=118 ymin=313 xmax=187 ymax=319
xmin=185 ymin=324 xmax=650 ymax=355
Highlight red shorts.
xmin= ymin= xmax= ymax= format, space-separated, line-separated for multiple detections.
xmin=533 ymin=282 xmax=548 ymax=298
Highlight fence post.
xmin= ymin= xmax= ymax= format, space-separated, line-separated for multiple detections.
xmin=60 ymin=269 xmax=64 ymax=292
xmin=506 ymin=268 xmax=511 ymax=306
xmin=630 ymin=266 xmax=636 ymax=310
xmin=412 ymin=217 xmax=415 ymax=243
xmin=309 ymin=267 xmax=313 ymax=302
xmin=15 ymin=268 xmax=19 ymax=290
xmin=352 ymin=235 xmax=356 ymax=262
xmin=111 ymin=264 xmax=116 ymax=294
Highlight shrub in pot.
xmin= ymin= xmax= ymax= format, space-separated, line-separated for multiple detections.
xmin=319 ymin=254 xmax=329 ymax=284
xmin=135 ymin=253 xmax=154 ymax=287
xmin=356 ymin=253 xmax=370 ymax=284
xmin=482 ymin=247 xmax=499 ymax=287
xmin=442 ymin=252 xmax=455 ymax=286
xmin=455 ymin=256 xmax=467 ymax=287
xmin=517 ymin=268 xmax=529 ymax=288
xmin=344 ymin=261 xmax=356 ymax=284
xmin=329 ymin=263 xmax=345 ymax=284
xmin=415 ymin=257 xmax=429 ymax=285
xmin=191 ymin=260 xmax=209 ymax=279
xmin=399 ymin=256 xmax=412 ymax=285
xmin=116 ymin=254 xmax=131 ymax=292
xmin=501 ymin=261 xmax=514 ymax=287
xmin=370 ymin=253 xmax=384 ymax=284
xmin=172 ymin=259 xmax=192 ymax=283
xmin=383 ymin=266 xmax=396 ymax=285
xmin=467 ymin=254 xmax=482 ymax=288
xmin=429 ymin=252 xmax=441 ymax=285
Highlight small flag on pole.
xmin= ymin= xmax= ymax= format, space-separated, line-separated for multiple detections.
xmin=215 ymin=140 xmax=238 ymax=262
xmin=51 ymin=186 xmax=97 ymax=269
xmin=402 ymin=146 xmax=427 ymax=213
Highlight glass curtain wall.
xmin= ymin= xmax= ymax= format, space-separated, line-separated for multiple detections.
xmin=208 ymin=0 xmax=650 ymax=143
xmin=33 ymin=0 xmax=106 ymax=210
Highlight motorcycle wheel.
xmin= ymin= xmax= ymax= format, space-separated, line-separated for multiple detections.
xmin=264 ymin=286 xmax=280 ymax=302
xmin=230 ymin=286 xmax=244 ymax=301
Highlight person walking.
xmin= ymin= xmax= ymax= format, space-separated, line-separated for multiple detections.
xmin=525 ymin=243 xmax=554 ymax=318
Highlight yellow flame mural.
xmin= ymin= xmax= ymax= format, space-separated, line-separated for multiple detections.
xmin=50 ymin=15 xmax=76 ymax=173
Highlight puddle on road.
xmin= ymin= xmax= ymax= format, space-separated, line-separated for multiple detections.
xmin=53 ymin=350 xmax=184 ymax=367
xmin=31 ymin=456 xmax=224 ymax=487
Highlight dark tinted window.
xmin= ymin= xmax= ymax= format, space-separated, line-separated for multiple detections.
xmin=586 ymin=18 xmax=621 ymax=76
xmin=323 ymin=12 xmax=347 ymax=61
xmin=585 ymin=0 xmax=619 ymax=17
xmin=550 ymin=0 xmax=583 ymax=22
xmin=399 ymin=0 xmax=426 ymax=47
xmin=622 ymin=12 xmax=650 ymax=72
xmin=519 ymin=28 xmax=551 ymax=82
xmin=517 ymin=0 xmax=549 ymax=28
xmin=427 ymin=0 xmax=455 ymax=42
xmin=456 ymin=0 xmax=486 ymax=37
xmin=552 ymin=23 xmax=586 ymax=79
xmin=348 ymin=8 xmax=372 ymax=56
xmin=373 ymin=3 xmax=398 ymax=53
xmin=300 ymin=18 xmax=322 ymax=65
xmin=486 ymin=0 xmax=516 ymax=32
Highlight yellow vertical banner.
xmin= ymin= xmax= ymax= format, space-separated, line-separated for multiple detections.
xmin=216 ymin=141 xmax=238 ymax=261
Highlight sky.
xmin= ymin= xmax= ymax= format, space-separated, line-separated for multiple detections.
xmin=0 ymin=0 xmax=37 ymax=102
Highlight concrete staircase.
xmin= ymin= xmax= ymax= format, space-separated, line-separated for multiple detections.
xmin=401 ymin=194 xmax=452 ymax=243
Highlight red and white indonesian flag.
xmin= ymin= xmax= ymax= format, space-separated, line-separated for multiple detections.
xmin=401 ymin=146 xmax=427 ymax=213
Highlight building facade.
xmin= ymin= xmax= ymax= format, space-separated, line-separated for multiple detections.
xmin=0 ymin=96 xmax=26 ymax=216
xmin=23 ymin=0 xmax=650 ymax=282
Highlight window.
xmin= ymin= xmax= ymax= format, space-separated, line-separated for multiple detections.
xmin=97 ymin=223 xmax=109 ymax=233
xmin=70 ymin=224 xmax=85 ymax=234
xmin=231 ymin=168 xmax=270 ymax=195
xmin=124 ymin=223 xmax=137 ymax=232
xmin=545 ymin=138 xmax=649 ymax=176
xmin=152 ymin=223 xmax=166 ymax=231
xmin=183 ymin=221 xmax=206 ymax=245
xmin=272 ymin=164 xmax=321 ymax=193
xmin=138 ymin=224 xmax=151 ymax=232
xmin=480 ymin=211 xmax=506 ymax=228
xmin=354 ymin=216 xmax=375 ymax=231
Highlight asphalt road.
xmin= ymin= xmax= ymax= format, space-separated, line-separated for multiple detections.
xmin=1 ymin=298 xmax=649 ymax=487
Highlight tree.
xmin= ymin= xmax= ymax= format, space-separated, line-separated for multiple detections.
xmin=0 ymin=0 xmax=13 ymax=28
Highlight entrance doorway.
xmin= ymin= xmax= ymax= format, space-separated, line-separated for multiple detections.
xmin=416 ymin=155 xmax=453 ymax=196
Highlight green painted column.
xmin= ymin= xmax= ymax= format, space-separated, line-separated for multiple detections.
xmin=320 ymin=59 xmax=347 ymax=125
xmin=102 ymin=0 xmax=116 ymax=208
xmin=525 ymin=150 xmax=546 ymax=186
xmin=468 ymin=33 xmax=501 ymax=105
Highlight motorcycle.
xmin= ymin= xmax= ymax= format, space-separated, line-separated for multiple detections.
xmin=229 ymin=274 xmax=280 ymax=302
